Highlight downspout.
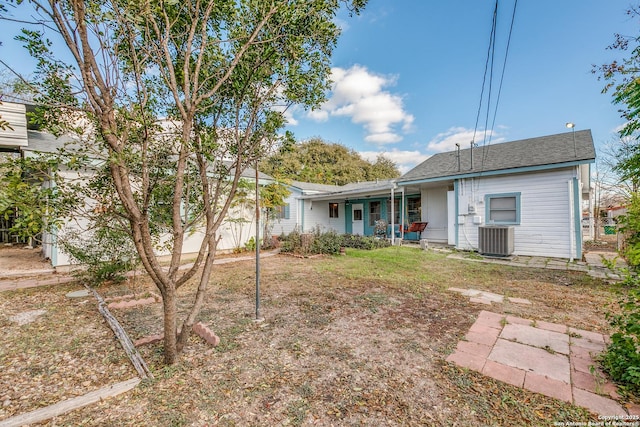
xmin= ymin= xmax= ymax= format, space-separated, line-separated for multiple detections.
xmin=454 ymin=180 xmax=460 ymax=248
xmin=573 ymin=177 xmax=582 ymax=260
xmin=401 ymin=187 xmax=405 ymax=240
xmin=568 ymin=180 xmax=575 ymax=262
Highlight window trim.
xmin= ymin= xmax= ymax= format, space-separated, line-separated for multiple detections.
xmin=484 ymin=192 xmax=521 ymax=225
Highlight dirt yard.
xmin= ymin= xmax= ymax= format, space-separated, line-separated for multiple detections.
xmin=0 ymin=244 xmax=52 ymax=273
xmin=0 ymin=246 xmax=628 ymax=426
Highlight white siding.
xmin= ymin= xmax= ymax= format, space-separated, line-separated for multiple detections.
xmin=270 ymin=189 xmax=303 ymax=235
xmin=299 ymin=200 xmax=346 ymax=234
xmin=456 ymin=168 xmax=577 ymax=258
xmin=0 ymin=102 xmax=28 ymax=148
xmin=49 ymin=168 xmax=261 ymax=266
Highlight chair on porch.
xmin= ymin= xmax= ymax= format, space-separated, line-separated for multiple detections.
xmin=403 ymin=221 xmax=428 ymax=241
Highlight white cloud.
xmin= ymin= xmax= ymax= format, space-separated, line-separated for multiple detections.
xmin=278 ymin=106 xmax=298 ymax=126
xmin=426 ymin=127 xmax=504 ymax=153
xmin=360 ymin=149 xmax=430 ymax=175
xmin=306 ymin=108 xmax=329 ymax=122
xmin=309 ymin=65 xmax=414 ymax=145
xmin=365 ymin=132 xmax=402 ymax=144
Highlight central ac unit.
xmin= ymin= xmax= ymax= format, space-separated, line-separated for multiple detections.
xmin=478 ymin=226 xmax=514 ymax=257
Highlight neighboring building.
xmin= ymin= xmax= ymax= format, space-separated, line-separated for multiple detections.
xmin=0 ymin=102 xmax=271 ymax=267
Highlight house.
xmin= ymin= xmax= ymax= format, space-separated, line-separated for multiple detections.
xmin=2 ymin=99 xmax=596 ymax=262
xmin=275 ymin=130 xmax=595 ymax=260
xmin=398 ymin=130 xmax=595 ymax=259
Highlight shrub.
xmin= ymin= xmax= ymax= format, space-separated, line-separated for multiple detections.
xmin=280 ymin=228 xmax=302 ymax=253
xmin=340 ymin=233 xmax=390 ymax=250
xmin=279 ymin=229 xmax=390 ymax=255
xmin=61 ymin=226 xmax=139 ymax=284
xmin=619 ymin=193 xmax=640 ymax=270
xmin=600 ymin=275 xmax=640 ymax=396
xmin=311 ymin=229 xmax=342 ymax=255
xmin=600 ymin=193 xmax=640 ymax=395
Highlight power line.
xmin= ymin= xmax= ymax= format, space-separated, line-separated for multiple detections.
xmin=472 ymin=0 xmax=499 ymax=149
xmin=482 ymin=0 xmax=518 ymax=169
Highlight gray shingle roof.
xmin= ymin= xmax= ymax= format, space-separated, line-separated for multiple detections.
xmin=294 ymin=179 xmax=397 ymax=200
xmin=290 ymin=180 xmax=342 ymax=193
xmin=399 ymin=130 xmax=595 ymax=183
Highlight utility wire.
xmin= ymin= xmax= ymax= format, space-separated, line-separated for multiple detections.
xmin=482 ymin=7 xmax=498 ymax=148
xmin=482 ymin=0 xmax=518 ymax=169
xmin=472 ymin=0 xmax=499 ymax=149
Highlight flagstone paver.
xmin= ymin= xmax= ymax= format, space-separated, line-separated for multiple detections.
xmin=446 ymin=350 xmax=486 ymax=372
xmin=500 ymin=323 xmax=570 ymax=355
xmin=446 ymin=310 xmax=630 ymax=417
xmin=524 ymin=372 xmax=573 ymax=403
xmin=455 ymin=340 xmax=493 ymax=358
xmin=573 ymin=388 xmax=626 ymax=416
xmin=488 ymin=339 xmax=571 ymax=383
xmin=482 ymin=359 xmax=525 ymax=387
xmin=536 ymin=320 xmax=568 ymax=334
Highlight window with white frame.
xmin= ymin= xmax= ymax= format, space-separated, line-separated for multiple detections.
xmin=485 ymin=193 xmax=520 ymax=224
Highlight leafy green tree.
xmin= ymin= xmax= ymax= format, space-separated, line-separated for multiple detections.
xmin=261 ymin=138 xmax=400 ymax=185
xmin=620 ymin=193 xmax=640 ymax=268
xmin=0 ymin=154 xmax=60 ymax=244
xmin=595 ymin=4 xmax=640 ymax=395
xmin=3 ymin=0 xmax=367 ymax=364
xmin=595 ymin=6 xmax=640 ymax=186
xmin=368 ymin=154 xmax=400 ymax=181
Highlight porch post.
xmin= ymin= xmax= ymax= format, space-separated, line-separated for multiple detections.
xmin=401 ymin=187 xmax=405 ymax=240
xmin=390 ymin=187 xmax=395 ymax=245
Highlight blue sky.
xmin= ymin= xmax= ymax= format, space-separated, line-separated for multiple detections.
xmin=284 ymin=1 xmax=638 ymax=173
xmin=1 ymin=1 xmax=637 ymax=174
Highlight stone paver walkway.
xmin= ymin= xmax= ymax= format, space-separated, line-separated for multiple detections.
xmin=0 ymin=251 xmax=280 ymax=292
xmin=448 ymin=287 xmax=532 ymax=305
xmin=447 ymin=250 xmax=626 ymax=280
xmin=446 ymin=310 xmax=639 ymax=417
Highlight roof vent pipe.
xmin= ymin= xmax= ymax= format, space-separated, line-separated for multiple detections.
xmin=470 ymin=141 xmax=475 ymax=170
xmin=455 ymin=143 xmax=460 ymax=172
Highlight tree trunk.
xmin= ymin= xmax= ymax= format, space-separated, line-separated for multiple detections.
xmin=162 ymin=287 xmax=178 ymax=365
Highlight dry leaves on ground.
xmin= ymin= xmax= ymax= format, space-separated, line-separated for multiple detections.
xmin=1 ymin=247 xmax=619 ymax=426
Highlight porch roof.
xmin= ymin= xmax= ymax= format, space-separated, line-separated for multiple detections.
xmin=398 ymin=130 xmax=595 ymax=185
xmin=297 ymin=179 xmax=397 ymax=201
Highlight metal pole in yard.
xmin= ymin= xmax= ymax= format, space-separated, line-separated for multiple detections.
xmin=255 ymin=162 xmax=261 ymax=321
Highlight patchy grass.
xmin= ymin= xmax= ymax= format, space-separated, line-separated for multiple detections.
xmin=0 ymin=246 xmax=624 ymax=426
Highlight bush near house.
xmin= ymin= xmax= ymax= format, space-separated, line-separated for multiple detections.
xmin=601 ymin=193 xmax=640 ymax=396
xmin=280 ymin=228 xmax=390 ymax=255
xmin=601 ymin=281 xmax=640 ymax=397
